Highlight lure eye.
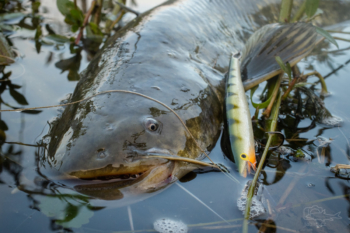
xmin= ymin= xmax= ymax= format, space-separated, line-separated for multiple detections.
xmin=145 ymin=118 xmax=160 ymax=132
xmin=240 ymin=153 xmax=248 ymax=160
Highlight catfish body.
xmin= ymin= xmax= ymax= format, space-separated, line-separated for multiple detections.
xmin=41 ymin=0 xmax=326 ymax=199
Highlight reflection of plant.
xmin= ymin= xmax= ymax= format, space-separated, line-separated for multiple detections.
xmin=0 ymin=0 xmax=134 ymax=81
xmin=0 ymin=144 xmax=22 ymax=185
xmin=0 ymin=69 xmax=42 ymax=140
xmin=38 ymin=194 xmax=95 ymax=229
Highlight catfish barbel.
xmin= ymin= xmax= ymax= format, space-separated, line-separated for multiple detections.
xmin=40 ymin=0 xmax=324 ymax=200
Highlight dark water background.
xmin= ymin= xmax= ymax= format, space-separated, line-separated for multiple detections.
xmin=1 ymin=0 xmax=350 ymax=232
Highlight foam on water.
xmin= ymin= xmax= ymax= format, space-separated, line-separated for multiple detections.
xmin=153 ymin=218 xmax=188 ymax=233
xmin=320 ymin=115 xmax=343 ymax=126
xmin=237 ymin=181 xmax=266 ymax=219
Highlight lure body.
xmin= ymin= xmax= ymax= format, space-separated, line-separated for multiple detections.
xmin=226 ymin=55 xmax=257 ymax=177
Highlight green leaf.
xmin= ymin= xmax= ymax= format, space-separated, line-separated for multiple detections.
xmin=305 ymin=0 xmax=320 ymax=18
xmin=35 ymin=25 xmax=42 ymax=40
xmin=0 ymin=33 xmax=14 ymax=65
xmin=32 ymin=1 xmax=41 ymax=12
xmin=275 ymin=56 xmax=292 ymax=81
xmin=71 ymin=24 xmax=79 ymax=33
xmin=295 ymin=148 xmax=305 ymax=158
xmin=88 ymin=22 xmax=103 ymax=36
xmin=250 ymin=85 xmax=274 ymax=108
xmin=275 ymin=56 xmax=287 ymax=73
xmin=9 ymin=87 xmax=28 ymax=105
xmin=56 ymin=0 xmax=72 ymax=16
xmin=45 ymin=34 xmax=71 ymax=43
xmin=70 ymin=9 xmax=84 ymax=23
xmin=316 ymin=26 xmax=339 ymax=49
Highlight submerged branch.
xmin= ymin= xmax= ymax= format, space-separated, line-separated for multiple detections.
xmin=301 ymin=71 xmax=328 ymax=94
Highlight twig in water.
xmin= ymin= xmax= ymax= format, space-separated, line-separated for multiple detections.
xmin=75 ymin=0 xmax=97 ymax=45
xmin=293 ymin=194 xmax=350 ymax=208
xmin=333 ymin=36 xmax=350 ymax=43
xmin=267 ymin=199 xmax=272 ymax=215
xmin=263 ymin=73 xmax=283 ymax=118
xmin=142 ymin=155 xmax=218 ymax=168
xmin=0 ymin=54 xmax=15 ymax=64
xmin=108 ymin=10 xmax=125 ymax=31
xmin=277 ymin=164 xmax=308 ymax=207
xmin=175 ymin=183 xmax=230 ymax=224
xmin=327 ymin=30 xmax=350 ymax=35
xmin=127 ymin=206 xmax=134 ymax=232
xmin=114 ymin=0 xmax=139 ymax=16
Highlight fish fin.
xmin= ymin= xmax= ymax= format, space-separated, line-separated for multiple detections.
xmin=241 ymin=23 xmax=320 ymax=90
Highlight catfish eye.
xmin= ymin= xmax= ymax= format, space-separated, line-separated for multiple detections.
xmin=145 ymin=118 xmax=160 ymax=132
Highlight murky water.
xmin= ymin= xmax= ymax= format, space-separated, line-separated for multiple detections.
xmin=1 ymin=1 xmax=350 ymax=233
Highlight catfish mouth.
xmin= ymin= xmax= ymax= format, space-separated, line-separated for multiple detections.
xmin=68 ymin=148 xmax=177 ymax=184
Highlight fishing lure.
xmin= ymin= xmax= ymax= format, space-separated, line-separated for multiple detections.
xmin=225 ymin=54 xmax=257 ymax=177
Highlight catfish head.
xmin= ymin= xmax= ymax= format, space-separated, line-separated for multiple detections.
xmin=42 ymin=88 xmax=221 ymax=200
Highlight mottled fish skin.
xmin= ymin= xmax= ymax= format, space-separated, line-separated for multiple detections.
xmin=39 ymin=0 xmax=350 ymax=200
xmin=225 ymin=55 xmax=256 ymax=177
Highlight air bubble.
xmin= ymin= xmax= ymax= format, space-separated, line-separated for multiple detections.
xmin=154 ymin=218 xmax=187 ymax=233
